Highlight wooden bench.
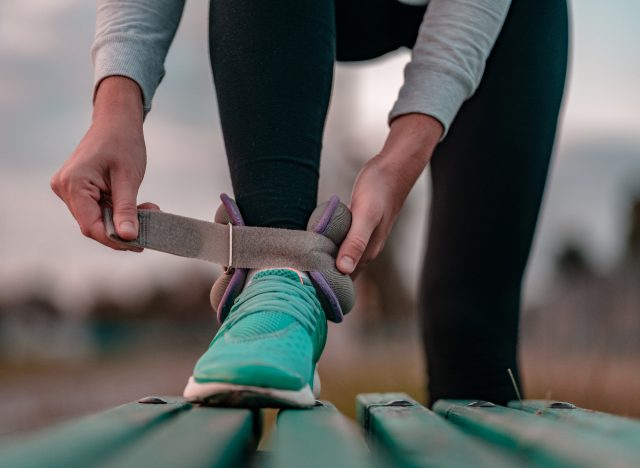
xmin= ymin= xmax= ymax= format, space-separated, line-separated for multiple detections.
xmin=1 ymin=394 xmax=639 ymax=467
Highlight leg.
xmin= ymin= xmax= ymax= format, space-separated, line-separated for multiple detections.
xmin=186 ymin=0 xmax=337 ymax=408
xmin=209 ymin=0 xmax=335 ymax=229
xmin=421 ymin=0 xmax=569 ymax=405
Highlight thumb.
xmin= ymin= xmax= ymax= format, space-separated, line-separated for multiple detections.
xmin=337 ymin=208 xmax=377 ymax=275
xmin=111 ymin=172 xmax=140 ymax=240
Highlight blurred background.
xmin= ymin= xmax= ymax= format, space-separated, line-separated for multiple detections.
xmin=1 ymin=0 xmax=639 ymax=436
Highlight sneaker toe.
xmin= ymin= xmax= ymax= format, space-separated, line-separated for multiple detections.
xmin=193 ymin=360 xmax=307 ymax=390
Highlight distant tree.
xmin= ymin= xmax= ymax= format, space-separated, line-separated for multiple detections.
xmin=625 ymin=197 xmax=640 ymax=262
xmin=555 ymin=242 xmax=593 ymax=282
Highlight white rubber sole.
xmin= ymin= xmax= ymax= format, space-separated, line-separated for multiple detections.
xmin=183 ymin=369 xmax=321 ymax=409
xmin=183 ymin=377 xmax=315 ymax=408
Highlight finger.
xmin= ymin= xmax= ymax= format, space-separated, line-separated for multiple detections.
xmin=337 ymin=205 xmax=379 ymax=275
xmin=50 ymin=172 xmax=62 ymax=198
xmin=111 ymin=171 xmax=140 ymax=240
xmin=351 ymin=228 xmax=386 ymax=278
xmin=351 ymin=245 xmax=375 ymax=279
xmin=67 ymin=183 xmax=137 ymax=251
xmin=138 ymin=202 xmax=160 ymax=211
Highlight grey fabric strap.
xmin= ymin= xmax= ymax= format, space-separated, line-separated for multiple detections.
xmin=102 ymin=208 xmax=337 ymax=271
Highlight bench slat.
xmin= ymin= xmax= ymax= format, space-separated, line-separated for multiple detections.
xmin=356 ymin=393 xmax=523 ymax=468
xmin=267 ymin=401 xmax=373 ymax=468
xmin=508 ymin=400 xmax=640 ymax=448
xmin=0 ymin=397 xmax=188 ymax=468
xmin=100 ymin=405 xmax=258 ymax=468
xmin=435 ymin=400 xmax=640 ymax=468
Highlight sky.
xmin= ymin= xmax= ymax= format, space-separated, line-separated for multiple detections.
xmin=0 ymin=0 xmax=639 ymax=313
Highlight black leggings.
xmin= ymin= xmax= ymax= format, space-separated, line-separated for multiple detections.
xmin=209 ymin=0 xmax=568 ymax=404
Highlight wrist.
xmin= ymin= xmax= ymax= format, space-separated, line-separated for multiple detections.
xmin=378 ymin=113 xmax=443 ymax=173
xmin=92 ymin=76 xmax=144 ymax=126
xmin=386 ymin=113 xmax=443 ymax=155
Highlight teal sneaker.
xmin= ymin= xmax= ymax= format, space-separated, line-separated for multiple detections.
xmin=183 ymin=268 xmax=327 ymax=407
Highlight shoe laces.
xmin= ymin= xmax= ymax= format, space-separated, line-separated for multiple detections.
xmin=219 ymin=273 xmax=327 ymax=361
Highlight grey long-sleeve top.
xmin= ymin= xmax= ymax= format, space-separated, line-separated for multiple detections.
xmin=92 ymin=0 xmax=510 ymax=136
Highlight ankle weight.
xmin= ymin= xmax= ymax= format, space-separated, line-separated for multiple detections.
xmin=210 ymin=194 xmax=355 ymax=323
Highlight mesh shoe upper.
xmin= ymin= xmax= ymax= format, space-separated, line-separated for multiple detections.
xmin=193 ymin=269 xmax=327 ymax=391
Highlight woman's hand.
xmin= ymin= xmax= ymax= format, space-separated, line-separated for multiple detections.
xmin=50 ymin=76 xmax=157 ymax=251
xmin=337 ymin=113 xmax=444 ymax=276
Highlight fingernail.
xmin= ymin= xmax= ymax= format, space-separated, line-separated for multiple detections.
xmin=339 ymin=256 xmax=355 ymax=273
xmin=119 ymin=221 xmax=137 ymax=237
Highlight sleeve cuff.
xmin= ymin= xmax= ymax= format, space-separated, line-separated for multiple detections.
xmin=92 ymin=35 xmax=166 ymax=114
xmin=388 ymin=66 xmax=471 ymax=140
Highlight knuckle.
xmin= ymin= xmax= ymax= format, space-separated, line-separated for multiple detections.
xmin=348 ymin=236 xmax=368 ymax=255
xmin=49 ymin=174 xmax=61 ymax=194
xmin=54 ymin=168 xmax=74 ymax=190
xmin=115 ymin=201 xmax=138 ymax=215
xmin=79 ymin=224 xmax=93 ymax=238
xmin=61 ymin=171 xmax=82 ymax=193
xmin=55 ymin=166 xmax=71 ymax=182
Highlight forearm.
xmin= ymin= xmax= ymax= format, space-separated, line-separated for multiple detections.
xmin=376 ymin=113 xmax=443 ymax=198
xmin=92 ymin=76 xmax=144 ymax=126
xmin=381 ymin=114 xmax=442 ymax=165
xmin=390 ymin=0 xmax=511 ymax=137
xmin=92 ymin=0 xmax=186 ymax=113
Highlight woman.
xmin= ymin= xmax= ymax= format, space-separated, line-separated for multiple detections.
xmin=50 ymin=0 xmax=568 ymax=407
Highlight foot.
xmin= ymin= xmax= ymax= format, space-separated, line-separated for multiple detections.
xmin=183 ymin=268 xmax=327 ymax=408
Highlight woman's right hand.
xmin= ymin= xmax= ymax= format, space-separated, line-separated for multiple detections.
xmin=50 ymin=76 xmax=157 ymax=251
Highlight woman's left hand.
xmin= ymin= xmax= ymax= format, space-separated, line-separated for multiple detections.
xmin=337 ymin=113 xmax=444 ymax=277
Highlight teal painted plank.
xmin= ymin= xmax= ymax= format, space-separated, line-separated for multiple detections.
xmin=100 ymin=406 xmax=259 ymax=468
xmin=356 ymin=392 xmax=410 ymax=432
xmin=357 ymin=393 xmax=526 ymax=468
xmin=0 ymin=397 xmax=188 ymax=468
xmin=509 ymin=400 xmax=640 ymax=447
xmin=267 ymin=401 xmax=375 ymax=468
xmin=434 ymin=400 xmax=640 ymax=468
